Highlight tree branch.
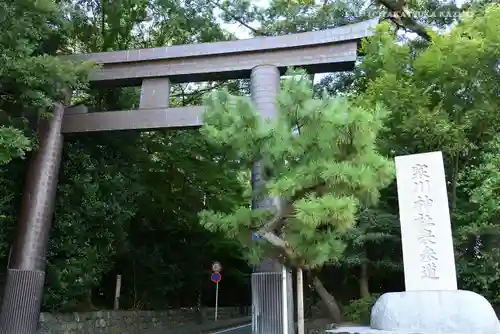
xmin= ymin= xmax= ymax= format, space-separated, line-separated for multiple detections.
xmin=292 ymin=182 xmax=327 ymax=202
xmin=255 ymin=185 xmax=328 ymax=270
xmin=259 ymin=198 xmax=291 ymax=231
xmin=377 ymin=0 xmax=431 ymax=41
xmin=172 ymin=81 xmax=228 ymax=106
xmin=207 ymin=0 xmax=266 ymax=36
xmin=259 ymin=230 xmax=310 ymax=269
xmin=257 ymin=180 xmax=326 ymax=236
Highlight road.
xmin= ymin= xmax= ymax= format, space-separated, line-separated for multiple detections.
xmin=208 ymin=323 xmax=251 ymax=334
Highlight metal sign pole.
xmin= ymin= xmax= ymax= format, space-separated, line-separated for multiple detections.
xmin=215 ymin=282 xmax=219 ymax=321
xmin=211 ymin=262 xmax=222 ymax=322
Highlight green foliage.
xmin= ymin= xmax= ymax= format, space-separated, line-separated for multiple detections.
xmin=200 ymin=68 xmax=394 ymax=269
xmin=343 ymin=294 xmax=380 ymax=325
xmin=0 ymin=161 xmax=26 ymax=268
xmin=356 ymin=3 xmax=500 ymax=299
xmin=459 ymin=134 xmax=500 ymax=238
xmin=0 ymin=0 xmax=91 ymax=170
xmin=455 ymin=133 xmax=500 ymax=301
xmin=44 ymin=138 xmax=142 ymax=310
xmin=359 ymin=6 xmax=500 ymax=158
xmin=0 ymin=0 xmax=92 ymax=112
xmin=0 ymin=127 xmax=32 ymax=164
xmin=338 ymin=208 xmax=401 ymax=271
xmin=68 ymin=0 xmax=230 ymax=53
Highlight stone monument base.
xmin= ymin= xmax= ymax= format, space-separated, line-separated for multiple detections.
xmin=327 ymin=325 xmax=422 ymax=333
xmin=328 ymin=290 xmax=500 ymax=334
xmin=327 ymin=326 xmax=497 ymax=334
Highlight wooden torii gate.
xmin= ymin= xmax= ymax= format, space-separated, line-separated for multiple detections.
xmin=0 ymin=18 xmax=377 ymax=333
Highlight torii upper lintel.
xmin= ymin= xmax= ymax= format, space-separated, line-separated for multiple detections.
xmin=66 ymin=19 xmax=378 ymax=87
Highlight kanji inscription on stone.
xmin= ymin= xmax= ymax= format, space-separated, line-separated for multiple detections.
xmin=395 ymin=151 xmax=457 ymax=291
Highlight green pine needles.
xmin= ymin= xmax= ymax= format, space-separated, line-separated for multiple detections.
xmin=199 ymin=68 xmax=395 ymax=269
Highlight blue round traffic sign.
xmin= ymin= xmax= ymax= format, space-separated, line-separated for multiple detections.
xmin=211 ymin=272 xmax=222 ymax=283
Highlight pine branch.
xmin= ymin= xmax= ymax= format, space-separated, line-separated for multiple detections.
xmin=254 ymin=199 xmax=303 ymax=267
xmin=255 ymin=183 xmax=330 ymax=268
xmin=258 ymin=180 xmax=326 ymax=235
xmin=260 ymin=231 xmax=293 ymax=256
xmin=293 ymin=181 xmax=327 ymax=201
xmin=259 ymin=230 xmax=310 ymax=269
xmin=257 ymin=179 xmax=327 ymax=241
xmin=259 ymin=199 xmax=291 ymax=232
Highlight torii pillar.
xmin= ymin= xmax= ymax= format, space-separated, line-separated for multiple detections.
xmin=250 ymin=65 xmax=294 ymax=334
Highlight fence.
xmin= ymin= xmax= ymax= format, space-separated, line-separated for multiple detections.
xmin=251 ymin=270 xmax=294 ymax=334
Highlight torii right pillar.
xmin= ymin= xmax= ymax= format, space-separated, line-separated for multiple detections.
xmin=250 ymin=64 xmax=294 ymax=334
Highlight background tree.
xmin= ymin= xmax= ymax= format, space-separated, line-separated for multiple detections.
xmin=356 ymin=3 xmax=500 ymax=304
xmin=0 ymin=0 xmax=91 ymax=166
xmin=455 ymin=133 xmax=500 ymax=302
xmin=337 ymin=207 xmax=400 ymax=298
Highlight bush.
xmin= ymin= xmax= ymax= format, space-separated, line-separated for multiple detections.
xmin=343 ymin=294 xmax=380 ymax=325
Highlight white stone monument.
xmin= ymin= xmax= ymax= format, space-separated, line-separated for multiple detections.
xmin=395 ymin=151 xmax=457 ymax=291
xmin=329 ymin=151 xmax=500 ymax=334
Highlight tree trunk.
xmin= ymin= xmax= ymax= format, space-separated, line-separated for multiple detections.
xmin=72 ymin=289 xmax=96 ymax=312
xmin=359 ymin=262 xmax=370 ymax=298
xmin=196 ymin=283 xmax=206 ymax=324
xmin=308 ymin=272 xmax=343 ymax=323
xmin=450 ymin=154 xmax=459 ymax=212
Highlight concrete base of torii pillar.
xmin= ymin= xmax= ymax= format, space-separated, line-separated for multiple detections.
xmin=328 ymin=290 xmax=500 ymax=334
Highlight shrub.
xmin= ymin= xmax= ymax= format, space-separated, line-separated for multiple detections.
xmin=343 ymin=294 xmax=380 ymax=325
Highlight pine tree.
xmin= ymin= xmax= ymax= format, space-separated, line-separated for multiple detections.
xmin=198 ymin=68 xmax=395 ymax=320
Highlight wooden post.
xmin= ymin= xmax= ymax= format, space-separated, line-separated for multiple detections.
xmin=297 ymin=268 xmax=305 ymax=334
xmin=114 ymin=275 xmax=122 ymax=310
xmin=282 ymin=266 xmax=289 ymax=334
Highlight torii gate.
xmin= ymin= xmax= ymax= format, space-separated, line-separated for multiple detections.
xmin=0 ymin=19 xmax=377 ymax=333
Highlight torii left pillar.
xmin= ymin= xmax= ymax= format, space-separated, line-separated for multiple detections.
xmin=0 ymin=104 xmax=66 ymax=334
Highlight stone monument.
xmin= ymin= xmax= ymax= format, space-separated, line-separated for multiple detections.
xmin=329 ymin=151 xmax=500 ymax=334
xmin=395 ymin=150 xmax=457 ymax=292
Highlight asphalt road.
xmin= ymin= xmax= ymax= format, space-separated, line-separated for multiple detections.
xmin=208 ymin=323 xmax=251 ymax=334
